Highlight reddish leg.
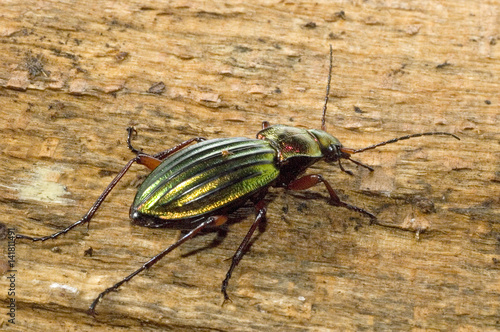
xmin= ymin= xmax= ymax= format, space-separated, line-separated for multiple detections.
xmin=152 ymin=137 xmax=205 ymax=161
xmin=16 ymin=129 xmax=206 ymax=241
xmin=88 ymin=215 xmax=228 ymax=316
xmin=16 ymin=153 xmax=159 ymax=241
xmin=221 ymin=200 xmax=267 ymax=302
xmin=127 ymin=127 xmax=205 ymax=169
xmin=287 ymin=174 xmax=377 ymax=223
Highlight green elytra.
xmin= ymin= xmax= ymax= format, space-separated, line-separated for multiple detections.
xmin=16 ymin=46 xmax=459 ymax=315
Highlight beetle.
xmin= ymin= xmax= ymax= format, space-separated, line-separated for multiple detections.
xmin=16 ymin=46 xmax=459 ymax=315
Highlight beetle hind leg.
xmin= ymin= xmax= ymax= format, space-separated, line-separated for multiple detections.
xmin=87 ymin=215 xmax=228 ymax=316
xmin=126 ymin=127 xmax=205 ymax=166
xmin=221 ymin=200 xmax=267 ymax=303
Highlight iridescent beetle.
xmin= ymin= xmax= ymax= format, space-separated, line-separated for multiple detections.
xmin=17 ymin=47 xmax=459 ymax=315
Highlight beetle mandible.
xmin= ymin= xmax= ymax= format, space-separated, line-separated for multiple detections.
xmin=16 ymin=46 xmax=459 ymax=315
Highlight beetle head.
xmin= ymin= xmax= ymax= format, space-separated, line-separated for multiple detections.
xmin=308 ymin=129 xmax=347 ymax=162
xmin=308 ymin=128 xmax=369 ymax=175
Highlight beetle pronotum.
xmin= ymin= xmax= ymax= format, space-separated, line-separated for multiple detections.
xmin=17 ymin=46 xmax=459 ymax=315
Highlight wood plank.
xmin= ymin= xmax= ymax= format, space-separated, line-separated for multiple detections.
xmin=0 ymin=1 xmax=498 ymax=330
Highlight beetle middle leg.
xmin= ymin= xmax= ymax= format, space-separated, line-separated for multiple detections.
xmin=221 ymin=200 xmax=267 ymax=302
xmin=87 ymin=214 xmax=228 ymax=316
xmin=287 ymin=174 xmax=377 ymax=223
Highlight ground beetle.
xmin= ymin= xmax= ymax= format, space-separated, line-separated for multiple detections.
xmin=16 ymin=46 xmax=460 ymax=315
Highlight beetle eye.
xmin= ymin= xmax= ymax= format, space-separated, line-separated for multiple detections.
xmin=325 ymin=144 xmax=341 ymax=161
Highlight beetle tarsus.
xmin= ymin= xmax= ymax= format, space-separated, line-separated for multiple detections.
xmin=87 ymin=298 xmax=100 ymax=317
xmin=368 ymin=216 xmax=378 ymax=225
xmin=346 ymin=157 xmax=374 ymax=172
xmin=221 ymin=200 xmax=267 ymax=302
xmin=15 ymin=217 xmax=90 ymax=242
xmin=126 ymin=127 xmax=141 ymax=154
xmin=222 ymin=296 xmax=233 ymax=306
xmin=287 ymin=174 xmax=377 ymax=221
xmin=338 ymin=160 xmax=353 ymax=175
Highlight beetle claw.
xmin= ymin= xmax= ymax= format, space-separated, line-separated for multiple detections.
xmin=222 ymin=295 xmax=232 ymax=306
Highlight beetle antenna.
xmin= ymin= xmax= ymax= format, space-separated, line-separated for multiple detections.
xmin=321 ymin=45 xmax=333 ymax=131
xmin=353 ymin=132 xmax=460 ymax=154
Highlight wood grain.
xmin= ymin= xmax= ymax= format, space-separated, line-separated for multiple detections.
xmin=0 ymin=1 xmax=499 ymax=331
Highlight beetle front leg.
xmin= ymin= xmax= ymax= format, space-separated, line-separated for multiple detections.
xmin=287 ymin=174 xmax=377 ymax=223
xmin=221 ymin=200 xmax=267 ymax=302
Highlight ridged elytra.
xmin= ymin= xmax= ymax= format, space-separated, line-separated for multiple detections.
xmin=16 ymin=46 xmax=459 ymax=315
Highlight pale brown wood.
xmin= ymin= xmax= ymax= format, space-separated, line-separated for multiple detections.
xmin=0 ymin=1 xmax=499 ymax=331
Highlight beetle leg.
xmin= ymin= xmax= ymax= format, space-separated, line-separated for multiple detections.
xmin=135 ymin=154 xmax=162 ymax=170
xmin=345 ymin=157 xmax=374 ymax=172
xmin=287 ymin=174 xmax=377 ymax=223
xmin=338 ymin=160 xmax=354 ymax=175
xmin=127 ymin=126 xmax=205 ymax=163
xmin=87 ymin=215 xmax=228 ymax=316
xmin=126 ymin=127 xmax=140 ymax=153
xmin=221 ymin=200 xmax=267 ymax=302
xmin=141 ymin=136 xmax=205 ymax=171
xmin=16 ymin=154 xmax=148 ymax=241
xmin=261 ymin=121 xmax=270 ymax=129
xmin=152 ymin=137 xmax=206 ymax=160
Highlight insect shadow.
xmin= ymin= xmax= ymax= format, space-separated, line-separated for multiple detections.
xmin=178 ymin=203 xmax=267 ymax=259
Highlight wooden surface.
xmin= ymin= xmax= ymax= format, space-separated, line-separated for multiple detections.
xmin=0 ymin=1 xmax=499 ymax=331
